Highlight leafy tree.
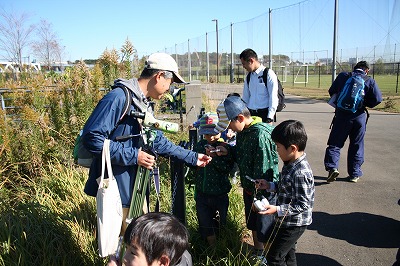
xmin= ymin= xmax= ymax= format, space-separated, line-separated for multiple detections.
xmin=373 ymin=58 xmax=385 ymax=74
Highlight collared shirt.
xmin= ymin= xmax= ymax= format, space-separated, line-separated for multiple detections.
xmin=268 ymin=153 xmax=315 ymax=227
xmin=242 ymin=65 xmax=279 ymax=119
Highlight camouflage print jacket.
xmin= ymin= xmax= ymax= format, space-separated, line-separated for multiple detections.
xmin=235 ymin=116 xmax=279 ymax=196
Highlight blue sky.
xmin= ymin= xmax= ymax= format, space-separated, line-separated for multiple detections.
xmin=1 ymin=0 xmax=399 ymax=62
xmin=2 ymin=0 xmax=297 ymax=60
xmin=0 ymin=0 xmax=320 ymax=61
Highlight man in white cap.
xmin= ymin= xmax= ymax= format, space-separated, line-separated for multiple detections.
xmin=81 ymin=53 xmax=211 ymax=265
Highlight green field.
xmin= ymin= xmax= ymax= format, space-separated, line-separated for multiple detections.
xmin=208 ymin=73 xmax=400 ymax=112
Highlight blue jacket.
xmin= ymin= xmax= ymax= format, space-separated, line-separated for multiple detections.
xmin=82 ymin=78 xmax=198 ymax=207
xmin=329 ymin=69 xmax=382 ymax=116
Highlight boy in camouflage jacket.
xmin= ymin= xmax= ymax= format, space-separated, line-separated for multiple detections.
xmin=215 ymin=96 xmax=279 ymax=261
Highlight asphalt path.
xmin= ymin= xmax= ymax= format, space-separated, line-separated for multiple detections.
xmin=274 ymin=95 xmax=400 ymax=266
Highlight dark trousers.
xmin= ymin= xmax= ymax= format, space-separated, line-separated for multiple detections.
xmin=195 ymin=192 xmax=229 ymax=239
xmin=249 ymin=108 xmax=276 ymax=122
xmin=243 ymin=191 xmax=276 ymax=243
xmin=249 ymin=108 xmax=269 ymax=122
xmin=324 ymin=111 xmax=367 ymax=177
xmin=267 ymin=225 xmax=307 ymax=266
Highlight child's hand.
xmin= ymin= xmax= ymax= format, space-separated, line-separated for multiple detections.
xmin=215 ymin=146 xmax=228 ymax=156
xmin=204 ymin=144 xmax=219 ymax=157
xmin=255 ymin=179 xmax=270 ymax=190
xmin=226 ymin=129 xmax=236 ymax=139
xmin=259 ymin=205 xmax=277 ymax=215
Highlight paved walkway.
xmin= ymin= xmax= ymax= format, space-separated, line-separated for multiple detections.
xmin=275 ymin=95 xmax=400 ymax=266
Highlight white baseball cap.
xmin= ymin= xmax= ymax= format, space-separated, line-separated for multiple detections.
xmin=145 ymin=53 xmax=186 ymax=83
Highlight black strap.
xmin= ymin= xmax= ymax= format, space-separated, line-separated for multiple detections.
xmin=262 ymin=68 xmax=269 ymax=85
xmin=109 ymin=85 xmax=132 ymax=135
xmin=329 ymin=114 xmax=335 ymax=129
xmin=110 ymin=84 xmax=132 ymax=121
xmin=246 ymin=68 xmax=270 ymax=86
xmin=365 ymin=107 xmax=370 ymax=125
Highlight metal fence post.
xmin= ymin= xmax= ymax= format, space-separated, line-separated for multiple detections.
xmin=171 ymin=141 xmax=189 ymax=225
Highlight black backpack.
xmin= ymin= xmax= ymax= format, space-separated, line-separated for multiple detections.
xmin=246 ymin=68 xmax=286 ymax=112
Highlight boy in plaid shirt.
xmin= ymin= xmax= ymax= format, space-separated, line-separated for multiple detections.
xmin=256 ymin=120 xmax=315 ymax=266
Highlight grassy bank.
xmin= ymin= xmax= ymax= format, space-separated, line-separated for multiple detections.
xmin=0 ymin=158 xmax=258 ymax=266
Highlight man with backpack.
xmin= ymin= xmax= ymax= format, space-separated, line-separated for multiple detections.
xmin=81 ymin=53 xmax=211 ymax=265
xmin=240 ymin=48 xmax=284 ymax=124
xmin=324 ymin=61 xmax=382 ymax=183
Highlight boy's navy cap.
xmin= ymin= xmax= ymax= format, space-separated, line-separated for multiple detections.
xmin=216 ymin=96 xmax=247 ymax=132
xmin=198 ymin=112 xmax=219 ymax=135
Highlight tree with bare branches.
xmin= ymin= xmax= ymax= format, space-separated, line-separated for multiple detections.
xmin=31 ymin=19 xmax=64 ymax=71
xmin=0 ymin=9 xmax=35 ymax=71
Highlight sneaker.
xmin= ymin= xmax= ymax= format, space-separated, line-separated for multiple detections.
xmin=327 ymin=168 xmax=339 ymax=182
xmin=250 ymin=250 xmax=268 ymax=266
xmin=347 ymin=176 xmax=359 ymax=183
xmin=256 ymin=255 xmax=268 ymax=266
xmin=250 ymin=254 xmax=268 ymax=266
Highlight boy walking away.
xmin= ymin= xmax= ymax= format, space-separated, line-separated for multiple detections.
xmin=215 ymin=96 xmax=279 ymax=264
xmin=190 ymin=112 xmax=235 ymax=246
xmin=324 ymin=61 xmax=382 ymax=183
xmin=256 ymin=120 xmax=315 ymax=266
xmin=123 ymin=212 xmax=191 ymax=266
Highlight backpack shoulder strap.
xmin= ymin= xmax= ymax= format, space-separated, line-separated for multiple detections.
xmin=246 ymin=72 xmax=251 ymax=86
xmin=107 ymin=85 xmax=132 ymax=136
xmin=111 ymin=84 xmax=132 ymax=121
xmin=247 ymin=68 xmax=270 ymax=87
xmin=119 ymin=85 xmax=132 ymax=121
xmin=262 ymin=67 xmax=269 ymax=86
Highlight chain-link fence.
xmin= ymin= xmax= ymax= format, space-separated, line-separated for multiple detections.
xmin=155 ymin=0 xmax=400 ymax=88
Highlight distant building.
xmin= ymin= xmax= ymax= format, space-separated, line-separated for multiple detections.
xmin=348 ymin=58 xmax=358 ymax=64
xmin=0 ymin=61 xmax=41 ymax=73
xmin=318 ymin=58 xmax=333 ymax=65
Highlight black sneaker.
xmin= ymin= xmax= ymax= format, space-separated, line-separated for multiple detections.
xmin=327 ymin=169 xmax=339 ymax=183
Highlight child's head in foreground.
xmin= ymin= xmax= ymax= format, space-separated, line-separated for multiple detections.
xmin=123 ymin=212 xmax=189 ymax=266
xmin=271 ymin=120 xmax=307 ymax=163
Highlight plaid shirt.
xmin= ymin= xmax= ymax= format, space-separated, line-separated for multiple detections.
xmin=275 ymin=153 xmax=315 ymax=227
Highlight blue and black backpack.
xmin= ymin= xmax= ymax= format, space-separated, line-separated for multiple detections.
xmin=336 ymin=72 xmax=370 ymax=113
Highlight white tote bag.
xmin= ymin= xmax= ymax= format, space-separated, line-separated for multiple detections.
xmin=96 ymin=139 xmax=123 ymax=257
